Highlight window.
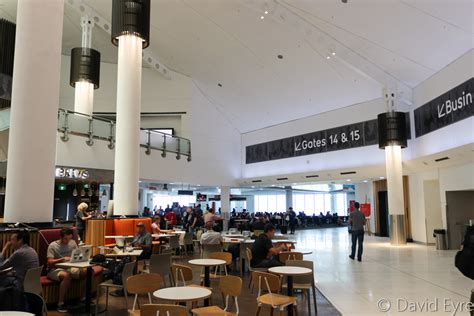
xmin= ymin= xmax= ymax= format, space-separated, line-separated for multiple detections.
xmin=254 ymin=194 xmax=286 ymax=212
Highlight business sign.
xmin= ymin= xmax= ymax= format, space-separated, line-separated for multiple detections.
xmin=55 ymin=167 xmax=89 ymax=179
xmin=414 ymin=77 xmax=473 ymax=138
xmin=246 ymin=114 xmax=410 ymax=164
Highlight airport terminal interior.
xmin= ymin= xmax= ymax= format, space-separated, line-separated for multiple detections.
xmin=0 ymin=0 xmax=472 ymax=315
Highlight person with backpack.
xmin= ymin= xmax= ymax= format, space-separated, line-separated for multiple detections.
xmin=455 ymin=225 xmax=474 ymax=315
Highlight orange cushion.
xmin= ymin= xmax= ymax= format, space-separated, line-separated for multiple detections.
xmin=105 ymin=219 xmax=116 ymax=244
xmin=113 ymin=219 xmax=136 ymax=236
xmin=40 ymin=276 xmax=57 ymax=286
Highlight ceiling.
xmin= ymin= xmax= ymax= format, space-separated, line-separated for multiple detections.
xmin=1 ymin=0 xmax=473 ymax=133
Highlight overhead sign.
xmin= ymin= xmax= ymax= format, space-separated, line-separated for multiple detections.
xmin=55 ymin=167 xmax=89 ymax=179
xmin=245 ymin=114 xmax=410 ymax=164
xmin=414 ymin=77 xmax=473 ymax=138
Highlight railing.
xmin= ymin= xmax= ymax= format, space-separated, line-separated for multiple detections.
xmin=57 ymin=109 xmax=191 ymax=161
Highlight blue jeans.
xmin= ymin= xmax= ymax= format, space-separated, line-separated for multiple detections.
xmin=351 ymin=230 xmax=364 ymax=260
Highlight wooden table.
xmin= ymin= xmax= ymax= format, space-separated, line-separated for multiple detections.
xmin=153 ymin=286 xmax=211 ymax=303
xmin=56 ymin=261 xmax=96 ymax=315
xmin=105 ymin=249 xmax=143 ymax=258
xmin=268 ymin=266 xmax=312 ymax=316
xmin=188 ymin=258 xmax=226 ymax=306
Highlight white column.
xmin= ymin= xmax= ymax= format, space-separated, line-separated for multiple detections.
xmin=4 ymin=0 xmax=64 ymax=223
xmin=221 ymin=186 xmax=230 ymax=231
xmin=285 ymin=187 xmax=293 ymax=210
xmin=74 ymin=81 xmax=94 ymax=115
xmin=113 ymin=35 xmax=142 ymax=216
xmin=385 ymin=145 xmax=406 ymax=245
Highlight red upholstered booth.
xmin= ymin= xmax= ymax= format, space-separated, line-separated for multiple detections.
xmin=37 ymin=227 xmax=104 ymax=304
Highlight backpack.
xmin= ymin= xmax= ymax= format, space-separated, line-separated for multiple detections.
xmin=455 ymin=226 xmax=474 ymax=280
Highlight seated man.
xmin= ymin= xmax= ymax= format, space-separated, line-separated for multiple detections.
xmin=47 ymin=228 xmax=86 ymax=313
xmin=132 ymin=222 xmax=152 ymax=260
xmin=251 ymin=223 xmax=287 ymax=268
xmin=0 ymin=230 xmax=39 ymax=290
xmin=200 ymin=221 xmax=223 ymax=246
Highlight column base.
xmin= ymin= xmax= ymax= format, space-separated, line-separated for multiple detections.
xmin=389 ymin=214 xmax=406 ymax=245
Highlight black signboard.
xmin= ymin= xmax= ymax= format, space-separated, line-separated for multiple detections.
xmin=246 ymin=113 xmax=410 ymax=164
xmin=414 ymin=77 xmax=473 ymax=138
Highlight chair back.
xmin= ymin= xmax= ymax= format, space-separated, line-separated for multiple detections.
xmin=245 ymin=247 xmax=253 ymax=261
xmin=168 ymin=235 xmax=180 ymax=248
xmin=195 ymin=229 xmax=203 ymax=241
xmin=285 ymin=260 xmax=314 ymax=285
xmin=220 ymin=275 xmax=243 ymax=313
xmin=171 ymin=263 xmax=193 ymax=286
xmin=279 ymin=251 xmax=303 ymax=263
xmin=253 ymin=271 xmax=282 ymax=307
xmin=141 ymin=304 xmax=188 ymax=316
xmin=122 ymin=261 xmax=136 ymax=289
xmin=24 ymin=292 xmax=46 ymax=316
xmin=183 ymin=232 xmax=193 ymax=245
xmin=127 ymin=273 xmax=163 ymax=310
xmin=149 ymin=253 xmax=172 ymax=277
xmin=210 ymin=251 xmax=232 ymax=265
xmin=23 ymin=265 xmax=44 ymax=295
xmin=253 ymin=230 xmax=264 ymax=237
xmin=202 ymin=243 xmax=222 ymax=258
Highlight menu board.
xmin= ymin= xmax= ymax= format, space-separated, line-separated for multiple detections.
xmin=246 ymin=114 xmax=410 ymax=164
xmin=414 ymin=77 xmax=473 ymax=138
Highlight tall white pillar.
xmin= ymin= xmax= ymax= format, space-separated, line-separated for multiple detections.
xmin=4 ymin=0 xmax=64 ymax=223
xmin=385 ymin=145 xmax=406 ymax=245
xmin=285 ymin=187 xmax=293 ymax=210
xmin=74 ymin=81 xmax=94 ymax=115
xmin=113 ymin=35 xmax=142 ymax=216
xmin=221 ymin=186 xmax=230 ymax=231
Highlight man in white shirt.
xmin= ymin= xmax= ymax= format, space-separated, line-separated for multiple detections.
xmin=200 ymin=221 xmax=223 ymax=245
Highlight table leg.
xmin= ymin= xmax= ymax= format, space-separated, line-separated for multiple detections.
xmin=204 ymin=266 xmax=210 ymax=306
xmin=287 ymin=275 xmax=294 ymax=316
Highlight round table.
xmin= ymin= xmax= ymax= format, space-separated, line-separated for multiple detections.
xmin=233 ymin=219 xmax=249 ymax=233
xmin=292 ymin=250 xmax=313 ymax=255
xmin=268 ymin=266 xmax=312 ymax=316
xmin=153 ymin=286 xmax=211 ymax=302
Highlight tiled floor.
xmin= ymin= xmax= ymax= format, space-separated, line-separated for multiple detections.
xmin=50 ymin=227 xmax=473 ymax=315
xmin=295 ymin=227 xmax=473 ymax=316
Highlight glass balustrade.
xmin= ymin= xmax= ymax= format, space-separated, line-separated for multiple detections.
xmin=57 ymin=109 xmax=191 ymax=160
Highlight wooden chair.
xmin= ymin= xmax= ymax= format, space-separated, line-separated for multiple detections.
xmin=96 ymin=261 xmax=135 ymax=314
xmin=279 ymin=251 xmax=303 ymax=264
xmin=126 ymin=273 xmax=163 ymax=315
xmin=192 ymin=275 xmax=243 ymax=316
xmin=142 ymin=253 xmax=173 ymax=287
xmin=284 ymin=260 xmax=317 ymax=315
xmin=245 ymin=247 xmax=268 ymax=292
xmin=141 ymin=304 xmax=188 ymax=316
xmin=200 ymin=252 xmax=232 ymax=284
xmin=193 ymin=229 xmax=203 ymax=254
xmin=253 ymin=271 xmax=297 ymax=316
xmin=170 ymin=263 xmax=212 ymax=306
xmin=180 ymin=232 xmax=194 ymax=256
xmin=201 ymin=243 xmax=223 ymax=259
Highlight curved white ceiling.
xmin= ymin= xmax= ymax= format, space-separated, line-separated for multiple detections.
xmin=1 ymin=0 xmax=473 ymax=132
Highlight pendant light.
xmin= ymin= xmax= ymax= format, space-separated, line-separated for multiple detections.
xmin=72 ymin=182 xmax=78 ymax=197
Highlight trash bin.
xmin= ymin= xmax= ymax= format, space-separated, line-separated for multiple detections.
xmin=433 ymin=229 xmax=447 ymax=250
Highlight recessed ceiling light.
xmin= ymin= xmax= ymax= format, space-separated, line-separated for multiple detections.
xmin=379 ymin=176 xmax=385 ymax=179
xmin=251 ymin=186 xmax=255 ymax=188
xmin=332 ymin=52 xmax=336 ymax=56
xmin=264 ymin=11 xmax=268 ymax=14
xmin=260 ymin=16 xmax=265 ymax=20
xmin=346 ymin=179 xmax=351 ymax=182
xmin=363 ymin=180 xmax=368 ymax=183
xmin=271 ymin=184 xmax=276 ymax=187
xmin=326 ymin=56 xmax=331 ymax=59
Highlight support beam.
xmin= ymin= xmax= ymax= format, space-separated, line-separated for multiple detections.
xmin=221 ymin=186 xmax=230 ymax=231
xmin=4 ymin=0 xmax=64 ymax=222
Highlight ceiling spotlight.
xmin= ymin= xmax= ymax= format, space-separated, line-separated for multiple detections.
xmin=363 ymin=180 xmax=368 ymax=183
xmin=379 ymin=176 xmax=385 ymax=179
xmin=277 ymin=54 xmax=283 ymax=59
xmin=342 ymin=0 xmax=348 ymax=3
xmin=217 ymin=83 xmax=222 ymax=87
xmin=260 ymin=16 xmax=265 ymax=20
xmin=326 ymin=56 xmax=331 ymax=59
xmin=332 ymin=52 xmax=336 ymax=56
xmin=264 ymin=11 xmax=269 ymax=14
xmin=346 ymin=179 xmax=351 ymax=182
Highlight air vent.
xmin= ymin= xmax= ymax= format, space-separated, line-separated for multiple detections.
xmin=340 ymin=171 xmax=356 ymax=175
xmin=434 ymin=157 xmax=450 ymax=162
xmin=277 ymin=177 xmax=288 ymax=181
xmin=252 ymin=179 xmax=262 ymax=183
xmin=305 ymin=175 xmax=319 ymax=178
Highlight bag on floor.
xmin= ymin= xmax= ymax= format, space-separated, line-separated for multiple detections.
xmin=280 ymin=226 xmax=288 ymax=234
xmin=455 ymin=226 xmax=474 ymax=280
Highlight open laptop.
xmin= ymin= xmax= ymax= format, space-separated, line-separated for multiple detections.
xmin=70 ymin=245 xmax=92 ymax=263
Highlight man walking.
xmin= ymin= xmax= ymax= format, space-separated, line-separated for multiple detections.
xmin=349 ymin=202 xmax=366 ymax=262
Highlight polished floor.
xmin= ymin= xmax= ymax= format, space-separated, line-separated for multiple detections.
xmin=295 ymin=228 xmax=473 ymax=316
xmin=50 ymin=227 xmax=473 ymax=316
